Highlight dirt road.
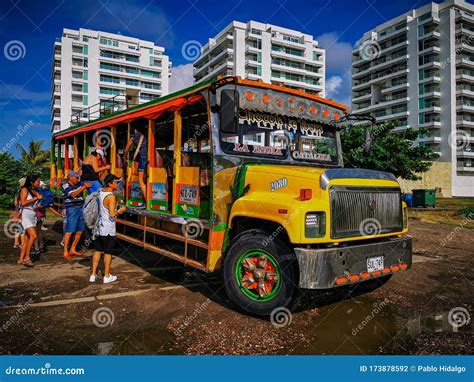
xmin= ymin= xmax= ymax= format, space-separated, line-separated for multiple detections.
xmin=0 ymin=217 xmax=472 ymax=355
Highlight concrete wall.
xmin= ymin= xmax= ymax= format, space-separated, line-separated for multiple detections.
xmin=398 ymin=161 xmax=452 ymax=197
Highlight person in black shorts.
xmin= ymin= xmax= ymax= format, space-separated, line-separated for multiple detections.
xmin=90 ymin=174 xmax=126 ymax=284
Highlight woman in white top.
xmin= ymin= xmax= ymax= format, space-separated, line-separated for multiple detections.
xmin=90 ymin=174 xmax=126 ymax=284
xmin=18 ymin=175 xmax=43 ymax=267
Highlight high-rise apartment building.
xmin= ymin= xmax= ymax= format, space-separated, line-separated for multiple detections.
xmin=52 ymin=28 xmax=171 ymax=131
xmin=193 ymin=21 xmax=325 ymax=96
xmin=351 ymin=0 xmax=474 ymax=197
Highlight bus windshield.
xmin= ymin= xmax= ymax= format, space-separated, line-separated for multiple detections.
xmin=221 ymin=109 xmax=339 ymax=164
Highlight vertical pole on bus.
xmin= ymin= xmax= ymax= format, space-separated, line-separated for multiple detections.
xmin=73 ymin=135 xmax=79 ymax=171
xmin=64 ymin=139 xmax=69 ymax=176
xmin=147 ymin=119 xmax=155 ymax=208
xmin=110 ymin=125 xmax=117 ymax=175
xmin=50 ymin=139 xmax=56 ymax=191
xmin=172 ymin=111 xmax=182 ymax=215
xmin=57 ymin=140 xmax=63 ymax=183
xmin=125 ymin=122 xmax=131 ymax=206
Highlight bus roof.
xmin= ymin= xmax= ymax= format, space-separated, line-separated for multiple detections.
xmin=53 ymin=76 xmax=348 ymax=140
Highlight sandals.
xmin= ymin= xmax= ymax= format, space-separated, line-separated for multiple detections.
xmin=22 ymin=259 xmax=34 ymax=267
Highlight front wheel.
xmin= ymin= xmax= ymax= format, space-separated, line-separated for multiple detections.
xmin=223 ymin=229 xmax=298 ymax=316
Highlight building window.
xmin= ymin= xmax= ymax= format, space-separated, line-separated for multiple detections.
xmin=100 ymin=87 xmax=121 ymax=96
xmin=125 ymin=79 xmax=139 ymax=86
xmin=250 ymin=28 xmax=262 ymax=35
xmin=100 ymin=75 xmax=120 ymax=83
xmin=100 ymin=38 xmax=118 ymax=47
xmin=83 ymin=36 xmax=89 ymax=42
xmin=83 ymin=70 xmax=88 ymax=80
xmin=257 ymin=66 xmax=262 ymax=76
xmin=83 ymin=45 xmax=88 ymax=55
xmin=83 ymin=95 xmax=88 ymax=105
xmin=141 ymin=69 xmax=161 ymax=78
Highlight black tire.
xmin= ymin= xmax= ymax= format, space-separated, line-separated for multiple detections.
xmin=350 ymin=274 xmax=393 ymax=293
xmin=223 ymin=229 xmax=298 ymax=316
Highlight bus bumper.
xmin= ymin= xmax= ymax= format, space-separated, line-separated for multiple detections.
xmin=294 ymin=237 xmax=412 ymax=289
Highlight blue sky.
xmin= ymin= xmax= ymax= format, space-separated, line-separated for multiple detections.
xmin=0 ymin=0 xmax=434 ymax=157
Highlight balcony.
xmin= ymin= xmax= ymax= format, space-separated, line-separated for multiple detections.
xmin=271 ymin=62 xmax=307 ymax=75
xmin=419 ymin=121 xmax=441 ymax=129
xmin=457 ymin=118 xmax=474 ymax=128
xmin=246 ymin=72 xmax=261 ymax=81
xmin=381 ymin=81 xmax=409 ymax=94
xmin=457 ymin=150 xmax=474 ymax=158
xmin=456 ymin=56 xmax=474 ymax=68
xmin=457 ymin=85 xmax=474 ymax=97
xmin=270 ymin=49 xmax=307 ymax=63
xmin=352 ymin=92 xmax=372 ymax=103
xmin=456 ymin=42 xmax=474 ymax=54
xmin=419 ymin=136 xmax=442 ymax=143
xmin=352 ymin=68 xmax=410 ymax=91
xmin=457 ymin=103 xmax=474 ymax=112
xmin=420 ymin=75 xmax=441 ymax=83
xmin=378 ymin=25 xmax=409 ymax=42
xmin=457 ymin=166 xmax=474 ymax=173
xmin=419 ymin=59 xmax=441 ymax=69
xmin=420 ymin=90 xmax=441 ymax=98
xmin=245 ymin=59 xmax=260 ymax=68
xmin=376 ymin=110 xmax=410 ymax=122
xmin=418 ymin=30 xmax=441 ymax=40
xmin=456 ymin=25 xmax=474 ymax=37
xmin=193 ymin=48 xmax=232 ymax=76
xmin=456 ymin=11 xmax=474 ymax=23
xmin=420 ymin=105 xmax=441 ymax=113
xmin=271 ymin=35 xmax=305 ymax=49
xmin=198 ymin=60 xmax=233 ymax=82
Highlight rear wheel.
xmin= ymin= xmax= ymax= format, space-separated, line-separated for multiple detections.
xmin=223 ymin=229 xmax=298 ymax=316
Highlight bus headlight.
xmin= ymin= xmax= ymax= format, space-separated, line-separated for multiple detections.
xmin=305 ymin=212 xmax=325 ymax=238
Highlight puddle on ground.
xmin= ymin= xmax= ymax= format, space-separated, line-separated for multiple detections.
xmin=88 ymin=294 xmax=469 ymax=355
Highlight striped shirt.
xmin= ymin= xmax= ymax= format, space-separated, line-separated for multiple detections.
xmin=62 ymin=182 xmax=84 ymax=208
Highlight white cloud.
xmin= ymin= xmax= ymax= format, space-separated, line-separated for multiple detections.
xmin=316 ymin=32 xmax=353 ymax=74
xmin=326 ymin=75 xmax=343 ymax=98
xmin=168 ymin=63 xmax=194 ymax=93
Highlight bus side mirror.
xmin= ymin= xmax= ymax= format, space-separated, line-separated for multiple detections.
xmin=364 ymin=126 xmax=372 ymax=153
xmin=220 ymin=89 xmax=239 ymax=134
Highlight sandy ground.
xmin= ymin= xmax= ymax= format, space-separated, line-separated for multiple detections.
xmin=0 ymin=216 xmax=472 ymax=355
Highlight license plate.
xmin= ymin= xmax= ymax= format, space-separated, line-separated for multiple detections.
xmin=367 ymin=255 xmax=384 ymax=273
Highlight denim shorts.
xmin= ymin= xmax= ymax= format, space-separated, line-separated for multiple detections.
xmin=65 ymin=206 xmax=85 ymax=233
xmin=138 ymin=154 xmax=148 ymax=172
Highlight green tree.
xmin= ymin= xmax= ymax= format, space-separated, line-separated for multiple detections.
xmin=16 ymin=139 xmax=50 ymax=179
xmin=0 ymin=152 xmax=23 ymax=208
xmin=340 ymin=121 xmax=440 ymax=180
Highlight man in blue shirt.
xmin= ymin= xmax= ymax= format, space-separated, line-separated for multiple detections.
xmin=125 ymin=126 xmax=148 ymax=207
xmin=62 ymin=171 xmax=91 ymax=260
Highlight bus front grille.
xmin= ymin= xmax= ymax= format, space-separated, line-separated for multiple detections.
xmin=330 ymin=186 xmax=402 ymax=239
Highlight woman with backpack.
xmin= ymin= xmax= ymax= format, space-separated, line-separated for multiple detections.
xmin=89 ymin=174 xmax=126 ymax=284
xmin=18 ymin=175 xmax=43 ymax=267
